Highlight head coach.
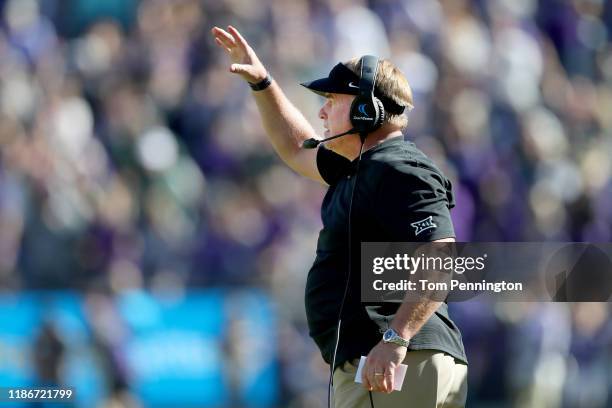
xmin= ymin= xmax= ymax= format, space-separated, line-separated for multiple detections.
xmin=212 ymin=25 xmax=468 ymax=408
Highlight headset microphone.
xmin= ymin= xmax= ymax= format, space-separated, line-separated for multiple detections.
xmin=301 ymin=128 xmax=356 ymax=149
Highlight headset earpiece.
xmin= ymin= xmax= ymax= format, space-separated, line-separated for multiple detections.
xmin=349 ymin=95 xmax=378 ymax=134
xmin=374 ymin=97 xmax=385 ymax=129
xmin=349 ymin=55 xmax=385 ymax=135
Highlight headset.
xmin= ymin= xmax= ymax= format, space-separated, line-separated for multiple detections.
xmin=302 ymin=55 xmax=386 ymax=150
xmin=349 ymin=55 xmax=385 ymax=136
xmin=328 ymin=55 xmax=382 ymax=408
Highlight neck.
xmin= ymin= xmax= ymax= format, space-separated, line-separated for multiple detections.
xmin=345 ymin=129 xmax=403 ymax=160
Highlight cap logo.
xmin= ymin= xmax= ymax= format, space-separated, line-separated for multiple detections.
xmin=348 ymin=82 xmax=359 ymax=89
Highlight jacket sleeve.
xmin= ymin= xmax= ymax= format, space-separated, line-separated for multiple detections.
xmin=374 ymin=163 xmax=456 ymax=242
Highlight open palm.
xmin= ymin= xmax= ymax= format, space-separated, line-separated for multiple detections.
xmin=211 ymin=25 xmax=267 ymax=84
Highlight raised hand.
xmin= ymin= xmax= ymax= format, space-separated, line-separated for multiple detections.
xmin=211 ymin=25 xmax=267 ymax=84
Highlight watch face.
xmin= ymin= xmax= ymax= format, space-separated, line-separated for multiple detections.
xmin=383 ymin=329 xmax=393 ymax=342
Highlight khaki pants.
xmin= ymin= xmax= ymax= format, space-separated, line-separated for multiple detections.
xmin=333 ymin=350 xmax=468 ymax=408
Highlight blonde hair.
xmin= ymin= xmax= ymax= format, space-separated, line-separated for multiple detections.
xmin=344 ymin=57 xmax=414 ymax=130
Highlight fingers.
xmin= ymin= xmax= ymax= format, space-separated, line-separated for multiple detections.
xmin=227 ymin=25 xmax=250 ymax=50
xmin=212 ymin=25 xmax=251 ymax=54
xmin=373 ymin=368 xmax=388 ymax=393
xmin=363 ymin=364 xmax=384 ymax=392
xmin=362 ymin=365 xmax=395 ymax=394
xmin=214 ymin=37 xmax=230 ymax=53
xmin=383 ymin=370 xmax=394 ymax=394
xmin=211 ymin=27 xmax=235 ymax=49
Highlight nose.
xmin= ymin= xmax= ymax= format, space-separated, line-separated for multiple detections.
xmin=319 ymin=100 xmax=329 ymax=120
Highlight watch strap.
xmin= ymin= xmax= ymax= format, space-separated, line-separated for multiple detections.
xmin=248 ymin=74 xmax=273 ymax=91
xmin=383 ymin=328 xmax=410 ymax=348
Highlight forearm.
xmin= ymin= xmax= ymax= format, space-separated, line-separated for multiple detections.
xmin=389 ymin=238 xmax=454 ymax=339
xmin=252 ymin=80 xmax=317 ymax=163
xmin=212 ymin=26 xmax=323 ymax=182
xmin=390 ymin=299 xmax=442 ymax=340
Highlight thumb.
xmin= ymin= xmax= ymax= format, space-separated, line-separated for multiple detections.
xmin=230 ymin=63 xmax=258 ymax=80
xmin=230 ymin=63 xmax=248 ymax=73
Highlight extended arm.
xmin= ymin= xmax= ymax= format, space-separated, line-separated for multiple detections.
xmin=211 ymin=26 xmax=325 ymax=184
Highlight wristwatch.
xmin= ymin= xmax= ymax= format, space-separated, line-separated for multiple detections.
xmin=248 ymin=74 xmax=273 ymax=91
xmin=382 ymin=328 xmax=410 ymax=348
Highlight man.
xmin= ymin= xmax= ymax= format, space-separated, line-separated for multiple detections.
xmin=211 ymin=25 xmax=468 ymax=408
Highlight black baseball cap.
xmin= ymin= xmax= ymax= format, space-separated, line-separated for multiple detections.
xmin=300 ymin=62 xmax=406 ymax=114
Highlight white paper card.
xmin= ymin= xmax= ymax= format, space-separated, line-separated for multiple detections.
xmin=354 ymin=356 xmax=408 ymax=391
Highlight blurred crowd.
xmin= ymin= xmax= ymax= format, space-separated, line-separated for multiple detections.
xmin=0 ymin=0 xmax=611 ymax=406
